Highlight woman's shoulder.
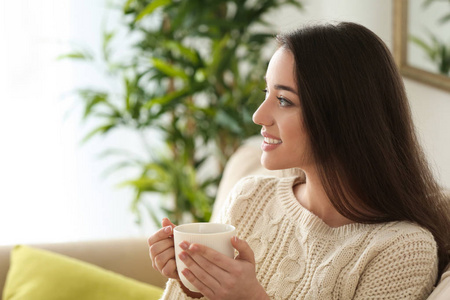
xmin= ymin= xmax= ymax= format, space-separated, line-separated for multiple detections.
xmin=383 ymin=221 xmax=435 ymax=240
xmin=367 ymin=221 xmax=437 ymax=253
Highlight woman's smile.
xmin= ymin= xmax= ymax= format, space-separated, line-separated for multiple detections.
xmin=261 ymin=132 xmax=283 ymax=151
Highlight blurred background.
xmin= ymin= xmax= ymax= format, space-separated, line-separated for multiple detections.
xmin=1 ymin=0 xmax=449 ymax=246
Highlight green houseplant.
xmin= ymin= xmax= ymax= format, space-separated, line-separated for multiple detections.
xmin=64 ymin=0 xmax=303 ymax=226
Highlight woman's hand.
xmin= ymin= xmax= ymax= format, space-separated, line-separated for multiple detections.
xmin=178 ymin=236 xmax=269 ymax=300
xmin=148 ymin=218 xmax=178 ymax=279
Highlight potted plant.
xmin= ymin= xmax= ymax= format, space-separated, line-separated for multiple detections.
xmin=63 ymin=0 xmax=303 ymax=226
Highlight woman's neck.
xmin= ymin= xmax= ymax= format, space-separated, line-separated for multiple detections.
xmin=293 ymin=169 xmax=354 ymax=228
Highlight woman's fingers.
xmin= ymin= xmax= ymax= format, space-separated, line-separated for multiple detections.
xmin=151 ymin=242 xmax=174 ymax=269
xmin=231 ymin=236 xmax=255 ymax=264
xmin=161 ymin=255 xmax=178 ymax=278
xmin=181 ymin=268 xmax=215 ymax=297
xmin=147 ymin=219 xmax=179 ymax=279
xmin=181 ymin=242 xmax=236 ymax=272
xmin=149 ymin=236 xmax=173 ymax=258
xmin=149 ymin=239 xmax=179 ymax=279
xmin=148 ymin=225 xmax=173 ymax=246
xmin=180 ymin=244 xmax=228 ymax=276
xmin=177 ymin=238 xmax=260 ymax=299
xmin=178 ymin=249 xmax=222 ymax=293
xmin=161 ymin=217 xmax=176 ymax=229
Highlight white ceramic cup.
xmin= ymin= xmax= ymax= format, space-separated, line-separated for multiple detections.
xmin=173 ymin=222 xmax=236 ymax=292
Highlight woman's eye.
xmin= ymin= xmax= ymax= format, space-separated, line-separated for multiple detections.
xmin=262 ymin=88 xmax=293 ymax=107
xmin=277 ymin=96 xmax=292 ymax=107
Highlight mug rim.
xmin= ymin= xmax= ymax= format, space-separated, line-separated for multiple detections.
xmin=174 ymin=222 xmax=235 ymax=235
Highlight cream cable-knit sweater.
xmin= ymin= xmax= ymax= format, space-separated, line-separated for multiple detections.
xmin=161 ymin=176 xmax=438 ymax=300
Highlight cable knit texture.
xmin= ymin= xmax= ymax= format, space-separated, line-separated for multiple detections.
xmin=161 ymin=176 xmax=438 ymax=300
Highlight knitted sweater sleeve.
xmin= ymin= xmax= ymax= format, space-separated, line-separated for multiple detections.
xmin=353 ymin=228 xmax=438 ymax=299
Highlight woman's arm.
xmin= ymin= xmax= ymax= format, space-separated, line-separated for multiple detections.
xmin=353 ymin=231 xmax=438 ymax=299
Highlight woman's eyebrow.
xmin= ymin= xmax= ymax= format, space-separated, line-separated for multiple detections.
xmin=264 ymin=76 xmax=298 ymax=95
xmin=273 ymin=84 xmax=298 ymax=95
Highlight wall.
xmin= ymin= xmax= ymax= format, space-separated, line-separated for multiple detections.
xmin=406 ymin=79 xmax=450 ymax=189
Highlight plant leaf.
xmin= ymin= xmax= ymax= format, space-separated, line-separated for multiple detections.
xmin=409 ymin=35 xmax=436 ymax=58
xmin=102 ymin=30 xmax=115 ymax=62
xmin=135 ymin=0 xmax=172 ymax=21
xmin=78 ymin=90 xmax=109 ymax=119
xmin=215 ymin=110 xmax=241 ymax=134
xmin=162 ymin=40 xmax=200 ymax=65
xmin=151 ymin=58 xmax=189 ymax=80
xmin=57 ymin=50 xmax=94 ymax=61
xmin=143 ymin=87 xmax=190 ymax=109
xmin=81 ymin=123 xmax=116 ymax=144
xmin=438 ymin=13 xmax=450 ymax=24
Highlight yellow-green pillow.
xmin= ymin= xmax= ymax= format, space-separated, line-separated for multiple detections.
xmin=3 ymin=245 xmax=164 ymax=300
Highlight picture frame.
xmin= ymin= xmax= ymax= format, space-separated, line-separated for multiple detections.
xmin=393 ymin=0 xmax=450 ymax=92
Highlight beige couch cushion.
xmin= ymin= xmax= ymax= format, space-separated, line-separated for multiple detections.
xmin=428 ymin=266 xmax=450 ymax=299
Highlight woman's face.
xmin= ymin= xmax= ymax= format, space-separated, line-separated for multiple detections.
xmin=252 ymin=48 xmax=312 ymax=171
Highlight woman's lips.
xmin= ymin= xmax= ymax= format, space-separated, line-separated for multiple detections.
xmin=261 ymin=133 xmax=282 ymax=151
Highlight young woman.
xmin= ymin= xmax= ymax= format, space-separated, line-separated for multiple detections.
xmin=148 ymin=22 xmax=450 ymax=299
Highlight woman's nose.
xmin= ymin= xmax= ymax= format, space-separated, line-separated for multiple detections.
xmin=252 ymin=100 xmax=273 ymax=126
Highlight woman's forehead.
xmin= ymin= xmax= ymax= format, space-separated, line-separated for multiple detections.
xmin=265 ymin=48 xmax=297 ymax=91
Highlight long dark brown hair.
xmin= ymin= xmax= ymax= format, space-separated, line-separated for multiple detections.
xmin=277 ymin=22 xmax=450 ymax=277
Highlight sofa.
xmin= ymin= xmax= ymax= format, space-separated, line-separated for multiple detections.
xmin=1 ymin=139 xmax=449 ymax=299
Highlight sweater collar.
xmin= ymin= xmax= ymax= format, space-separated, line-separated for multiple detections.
xmin=277 ymin=176 xmax=374 ymax=239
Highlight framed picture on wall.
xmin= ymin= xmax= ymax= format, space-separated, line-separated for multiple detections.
xmin=393 ymin=0 xmax=450 ymax=92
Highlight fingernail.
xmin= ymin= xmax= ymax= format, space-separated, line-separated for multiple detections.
xmin=164 ymin=226 xmax=172 ymax=234
xmin=179 ymin=241 xmax=189 ymax=250
xmin=179 ymin=252 xmax=187 ymax=260
xmin=182 ymin=268 xmax=190 ymax=276
xmin=233 ymin=236 xmax=239 ymax=243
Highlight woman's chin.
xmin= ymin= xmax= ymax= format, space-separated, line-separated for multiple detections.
xmin=260 ymin=157 xmax=285 ymax=171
